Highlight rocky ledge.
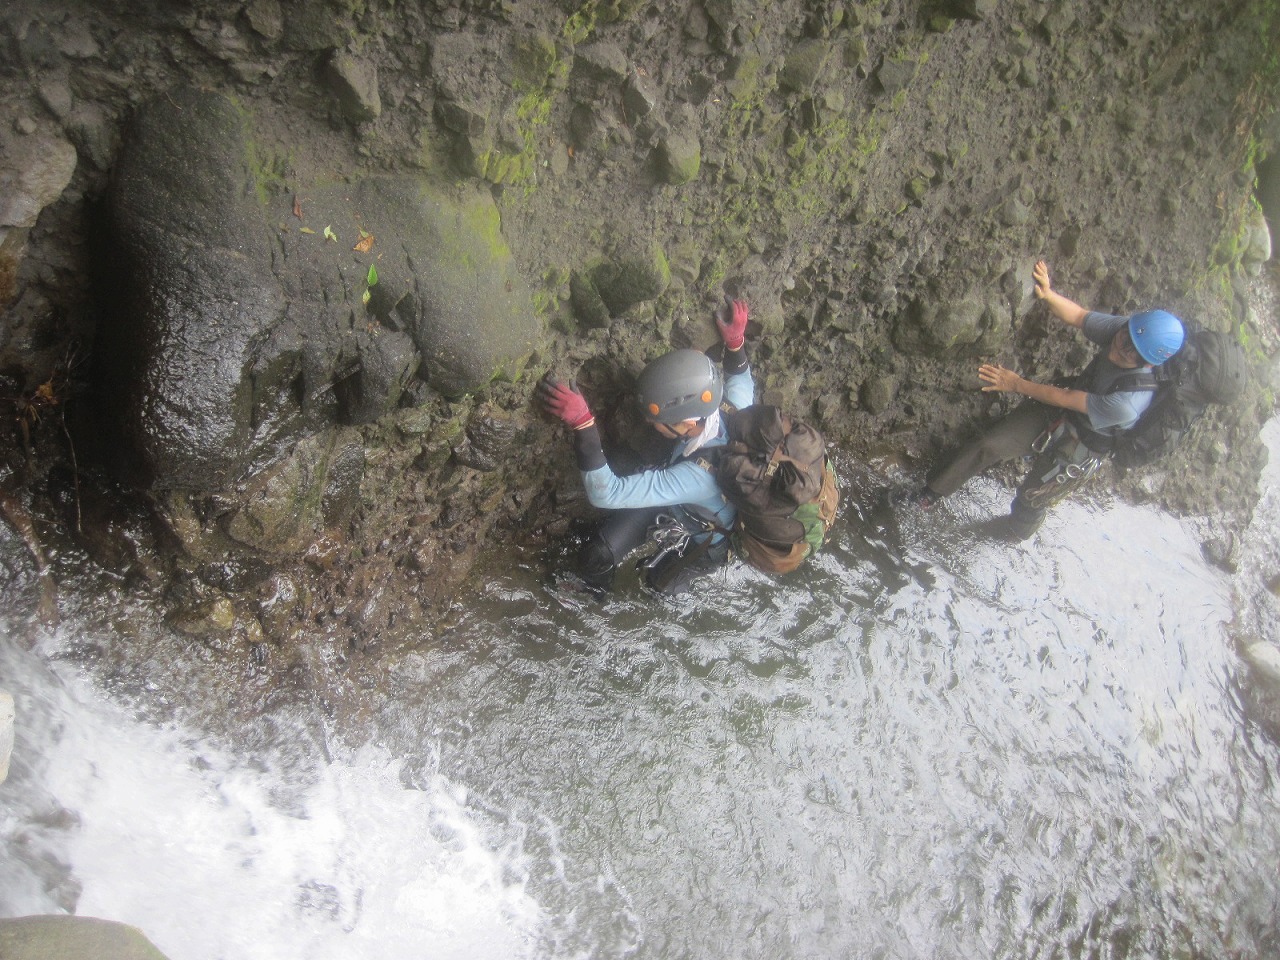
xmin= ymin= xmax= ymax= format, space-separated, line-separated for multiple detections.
xmin=0 ymin=0 xmax=1278 ymax=667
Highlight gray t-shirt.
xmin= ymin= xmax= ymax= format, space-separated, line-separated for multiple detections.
xmin=1079 ymin=312 xmax=1155 ymax=433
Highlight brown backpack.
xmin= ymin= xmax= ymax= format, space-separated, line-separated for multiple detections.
xmin=707 ymin=405 xmax=839 ymax=574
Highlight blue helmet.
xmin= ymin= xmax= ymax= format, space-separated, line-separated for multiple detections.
xmin=1128 ymin=310 xmax=1185 ymax=365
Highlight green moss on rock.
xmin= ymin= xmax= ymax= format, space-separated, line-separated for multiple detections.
xmin=661 ymin=132 xmax=702 ymax=185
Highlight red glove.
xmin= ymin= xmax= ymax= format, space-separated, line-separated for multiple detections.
xmin=716 ymin=298 xmax=748 ymax=350
xmin=537 ymin=375 xmax=595 ymax=430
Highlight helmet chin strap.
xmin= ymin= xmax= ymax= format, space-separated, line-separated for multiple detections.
xmin=680 ymin=410 xmax=722 ymax=456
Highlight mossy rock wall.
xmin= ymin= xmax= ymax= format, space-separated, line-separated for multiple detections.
xmin=99 ymin=89 xmax=539 ymax=492
xmin=0 ymin=0 xmax=1276 ymax=644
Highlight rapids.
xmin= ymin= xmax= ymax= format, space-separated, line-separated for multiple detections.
xmin=2 ymin=430 xmax=1279 ymax=959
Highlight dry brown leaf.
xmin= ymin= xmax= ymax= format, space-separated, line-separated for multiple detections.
xmin=353 ymin=233 xmax=375 ymax=253
xmin=292 ymin=195 xmax=303 ymax=220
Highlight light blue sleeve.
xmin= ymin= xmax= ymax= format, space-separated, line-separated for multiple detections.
xmin=1082 ymin=312 xmax=1127 ymax=348
xmin=1086 ymin=389 xmax=1153 ymax=432
xmin=581 ymin=459 xmax=723 ymax=511
xmin=724 ymin=367 xmax=755 ymax=410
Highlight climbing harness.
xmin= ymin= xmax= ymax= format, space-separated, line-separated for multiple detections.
xmin=1022 ymin=419 xmax=1104 ymax=510
xmin=639 ymin=513 xmax=697 ymax=571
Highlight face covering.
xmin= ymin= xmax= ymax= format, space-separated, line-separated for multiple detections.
xmin=680 ymin=409 xmax=722 ymax=456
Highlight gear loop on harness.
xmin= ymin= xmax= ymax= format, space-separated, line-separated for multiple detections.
xmin=1022 ymin=421 xmax=1104 ymax=510
xmin=638 ymin=509 xmax=718 ymax=572
xmin=1030 ymin=417 xmax=1068 ymax=456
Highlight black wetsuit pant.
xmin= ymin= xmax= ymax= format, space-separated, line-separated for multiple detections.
xmin=579 ymin=506 xmax=728 ymax=594
xmin=925 ymin=400 xmax=1070 ymax=534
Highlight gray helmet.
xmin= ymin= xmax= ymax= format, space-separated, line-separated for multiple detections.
xmin=636 ymin=349 xmax=723 ymax=423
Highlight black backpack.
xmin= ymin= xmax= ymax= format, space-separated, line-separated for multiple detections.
xmin=702 ymin=405 xmax=839 ymax=574
xmin=1112 ymin=327 xmax=1249 ymax=469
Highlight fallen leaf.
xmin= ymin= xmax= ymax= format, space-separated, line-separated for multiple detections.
xmin=367 ymin=264 xmax=378 ymax=286
xmin=299 ymin=226 xmax=316 ymax=234
xmin=323 ymin=224 xmax=337 ymax=242
xmin=353 ymin=232 xmax=375 ymax=253
xmin=293 ymin=195 xmax=303 ymax=219
xmin=362 ymin=289 xmax=372 ymax=305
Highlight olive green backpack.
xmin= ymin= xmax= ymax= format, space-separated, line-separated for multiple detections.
xmin=703 ymin=405 xmax=838 ymax=574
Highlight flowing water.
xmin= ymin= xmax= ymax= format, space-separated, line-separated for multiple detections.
xmin=3 ymin=432 xmax=1280 ymax=960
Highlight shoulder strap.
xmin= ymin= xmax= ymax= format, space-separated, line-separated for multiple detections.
xmin=1105 ymin=369 xmax=1159 ymax=394
xmin=1073 ymin=350 xmax=1159 ymax=395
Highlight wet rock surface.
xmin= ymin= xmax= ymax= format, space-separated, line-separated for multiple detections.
xmin=0 ymin=0 xmax=1277 ymax=659
xmin=0 ymin=916 xmax=171 ymax=960
xmin=99 ymin=87 xmax=536 ymax=490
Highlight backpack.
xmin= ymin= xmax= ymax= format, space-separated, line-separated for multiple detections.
xmin=1111 ymin=327 xmax=1248 ymax=469
xmin=705 ymin=405 xmax=839 ymax=574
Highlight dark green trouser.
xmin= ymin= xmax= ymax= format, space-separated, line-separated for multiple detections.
xmin=927 ymin=401 xmax=1097 ymax=535
xmin=926 ymin=401 xmax=1058 ymax=498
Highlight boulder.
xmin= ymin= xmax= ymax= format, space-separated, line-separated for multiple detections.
xmin=169 ymin=596 xmax=238 ymax=638
xmin=506 ymin=32 xmax=558 ymax=89
xmin=325 ymin=48 xmax=382 ymax=123
xmin=0 ymin=916 xmax=170 ymax=960
xmin=893 ymin=296 xmax=1010 ymax=357
xmin=703 ymin=0 xmax=769 ymax=35
xmin=951 ymin=0 xmax=999 ymax=18
xmin=280 ymin=0 xmax=358 ymax=51
xmin=623 ymin=74 xmax=658 ymax=118
xmin=593 ymin=241 xmax=672 ymax=316
xmin=569 ymin=270 xmax=613 ymax=328
xmin=99 ymin=90 xmax=538 ymax=491
xmin=779 ymin=39 xmax=832 ymax=94
xmin=1240 ymin=204 xmax=1272 ymax=275
xmin=453 ymin=406 xmax=519 ymax=472
xmin=101 ymin=89 xmax=282 ymax=490
xmin=0 ymin=132 xmax=78 ymax=238
xmin=244 ymin=0 xmax=284 ymax=40
xmin=876 ymin=57 xmax=918 ymax=96
xmin=859 ymin=375 xmax=896 ymax=414
xmin=0 ymin=132 xmax=78 ymax=308
xmin=659 ymin=129 xmax=701 ymax=185
xmin=223 ymin=431 xmax=347 ymax=554
xmin=569 ymin=102 xmax=616 ymax=152
xmin=723 ymin=54 xmax=766 ymax=102
xmin=572 ymin=42 xmax=630 ymax=88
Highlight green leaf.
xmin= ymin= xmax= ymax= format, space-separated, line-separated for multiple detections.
xmin=323 ymin=224 xmax=337 ymax=242
xmin=367 ymin=264 xmax=378 ymax=286
xmin=362 ymin=289 xmax=371 ymax=305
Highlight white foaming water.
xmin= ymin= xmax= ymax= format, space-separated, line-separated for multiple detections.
xmin=0 ymin=640 xmax=547 ymax=960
